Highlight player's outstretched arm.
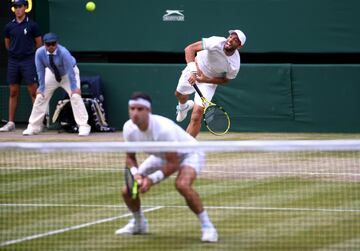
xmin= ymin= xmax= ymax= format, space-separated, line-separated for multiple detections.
xmin=184 ymin=41 xmax=203 ymax=63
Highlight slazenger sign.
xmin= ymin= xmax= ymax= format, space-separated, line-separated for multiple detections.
xmin=163 ymin=10 xmax=184 ymax=21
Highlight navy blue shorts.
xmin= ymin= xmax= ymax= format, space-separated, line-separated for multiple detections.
xmin=7 ymin=56 xmax=38 ymax=85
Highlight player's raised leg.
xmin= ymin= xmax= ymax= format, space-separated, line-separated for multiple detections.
xmin=174 ymin=67 xmax=195 ymax=122
xmin=175 ymin=90 xmax=194 ymax=122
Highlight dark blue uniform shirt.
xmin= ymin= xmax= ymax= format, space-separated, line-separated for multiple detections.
xmin=5 ymin=16 xmax=41 ymax=59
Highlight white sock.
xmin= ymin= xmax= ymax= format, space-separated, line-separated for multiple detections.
xmin=178 ymin=102 xmax=187 ymax=109
xmin=197 ymin=210 xmax=214 ymax=228
xmin=133 ymin=210 xmax=145 ymax=223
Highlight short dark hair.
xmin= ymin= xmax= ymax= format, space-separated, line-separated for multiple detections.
xmin=129 ymin=92 xmax=152 ymax=104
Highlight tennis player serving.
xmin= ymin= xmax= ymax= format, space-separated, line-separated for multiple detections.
xmin=115 ymin=92 xmax=218 ymax=242
xmin=175 ymin=29 xmax=246 ymax=137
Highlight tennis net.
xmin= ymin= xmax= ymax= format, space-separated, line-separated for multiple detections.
xmin=1 ymin=140 xmax=359 ymax=250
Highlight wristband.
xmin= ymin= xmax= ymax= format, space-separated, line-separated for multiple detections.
xmin=130 ymin=166 xmax=138 ymax=176
xmin=148 ymin=170 xmax=165 ymax=184
xmin=187 ymin=62 xmax=197 ymax=73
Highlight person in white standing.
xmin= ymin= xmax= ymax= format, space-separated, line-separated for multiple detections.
xmin=175 ymin=29 xmax=246 ymax=137
xmin=115 ymin=92 xmax=218 ymax=242
xmin=23 ymin=32 xmax=90 ymax=136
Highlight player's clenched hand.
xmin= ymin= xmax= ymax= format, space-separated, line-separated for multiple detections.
xmin=139 ymin=177 xmax=153 ymax=193
xmin=188 ymin=72 xmax=197 ymax=85
xmin=134 ymin=174 xmax=142 ymax=184
xmin=195 ymin=70 xmax=209 ymax=83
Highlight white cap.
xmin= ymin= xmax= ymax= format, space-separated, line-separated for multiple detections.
xmin=229 ymin=29 xmax=246 ymax=46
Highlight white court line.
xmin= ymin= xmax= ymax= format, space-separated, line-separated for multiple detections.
xmin=1 ymin=203 xmax=359 ymax=213
xmin=203 ymin=205 xmax=360 ymax=213
xmin=151 ymin=205 xmax=360 ymax=213
xmin=0 ymin=206 xmax=163 ymax=247
xmin=1 ymin=204 xmax=359 ymax=246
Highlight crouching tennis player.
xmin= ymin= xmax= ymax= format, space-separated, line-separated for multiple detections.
xmin=115 ymin=91 xmax=218 ymax=242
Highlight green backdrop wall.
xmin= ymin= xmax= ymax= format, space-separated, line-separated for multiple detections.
xmin=75 ymin=63 xmax=360 ymax=132
xmin=46 ymin=0 xmax=360 ymax=53
xmin=1 ymin=64 xmax=359 ymax=132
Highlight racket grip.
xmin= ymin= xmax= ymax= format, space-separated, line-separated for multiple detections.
xmin=193 ymin=84 xmax=204 ymax=98
xmin=131 ymin=182 xmax=138 ymax=199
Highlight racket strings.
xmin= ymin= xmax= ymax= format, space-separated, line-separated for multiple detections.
xmin=204 ymin=106 xmax=229 ymax=134
xmin=125 ymin=168 xmax=138 ymax=199
xmin=125 ymin=169 xmax=134 ymax=191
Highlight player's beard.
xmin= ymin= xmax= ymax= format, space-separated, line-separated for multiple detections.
xmin=223 ymin=47 xmax=237 ymax=55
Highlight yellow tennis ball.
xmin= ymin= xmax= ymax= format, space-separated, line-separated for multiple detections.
xmin=86 ymin=1 xmax=96 ymax=12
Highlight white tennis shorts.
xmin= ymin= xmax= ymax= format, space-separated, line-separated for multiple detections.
xmin=138 ymin=152 xmax=205 ymax=176
xmin=176 ymin=65 xmax=217 ymax=107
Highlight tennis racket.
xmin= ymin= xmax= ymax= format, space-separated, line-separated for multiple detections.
xmin=124 ymin=167 xmax=138 ymax=199
xmin=193 ymin=84 xmax=230 ymax=135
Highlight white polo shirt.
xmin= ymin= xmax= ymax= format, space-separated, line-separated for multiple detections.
xmin=196 ymin=36 xmax=240 ymax=79
xmin=123 ymin=114 xmax=196 ymax=153
xmin=123 ymin=114 xmax=204 ymax=174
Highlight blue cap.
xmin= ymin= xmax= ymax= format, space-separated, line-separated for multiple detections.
xmin=12 ymin=0 xmax=28 ymax=6
xmin=43 ymin=33 xmax=59 ymax=43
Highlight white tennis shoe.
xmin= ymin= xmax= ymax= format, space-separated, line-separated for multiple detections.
xmin=115 ymin=218 xmax=148 ymax=235
xmin=0 ymin=121 xmax=15 ymax=132
xmin=176 ymin=100 xmax=194 ymax=122
xmin=201 ymin=227 xmax=218 ymax=242
xmin=22 ymin=126 xmax=40 ymax=136
xmin=78 ymin=125 xmax=91 ymax=136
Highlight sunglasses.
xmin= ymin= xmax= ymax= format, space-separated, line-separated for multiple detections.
xmin=45 ymin=42 xmax=57 ymax=47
